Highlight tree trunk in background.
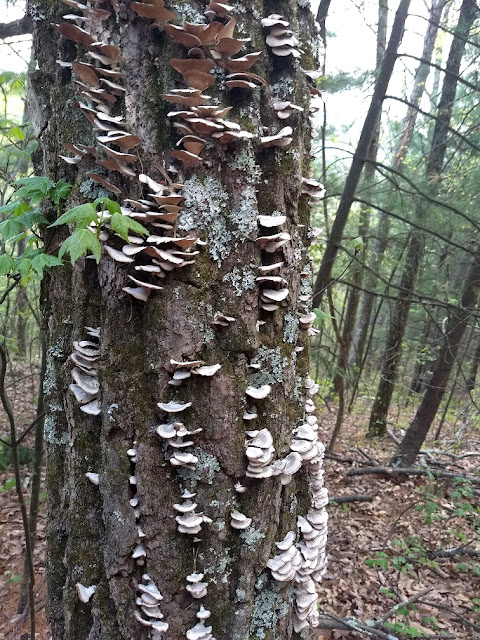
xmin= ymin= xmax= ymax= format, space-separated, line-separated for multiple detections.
xmin=332 ymin=0 xmax=388 ymax=399
xmin=348 ymin=0 xmax=447 ymax=373
xmin=30 ymin=2 xmax=325 ymax=639
xmin=393 ymin=249 xmax=480 ymax=465
xmin=312 ymin=0 xmax=411 ymax=304
xmin=367 ymin=0 xmax=476 ymax=437
xmin=466 ymin=336 xmax=480 ymax=392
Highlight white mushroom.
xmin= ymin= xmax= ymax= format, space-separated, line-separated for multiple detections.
xmin=157 ymin=400 xmax=192 ymax=413
xmin=245 ymin=384 xmax=271 ymax=400
xmin=230 ymin=511 xmax=252 ymax=530
xmin=76 ymin=583 xmax=96 ymax=603
xmin=85 ymin=472 xmax=99 ymax=485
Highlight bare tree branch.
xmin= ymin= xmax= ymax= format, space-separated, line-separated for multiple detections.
xmin=0 ymin=15 xmax=33 ymax=40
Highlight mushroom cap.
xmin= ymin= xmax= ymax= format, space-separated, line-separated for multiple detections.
xmin=85 ymin=472 xmax=99 ymax=485
xmin=69 ymin=383 xmax=96 ymax=405
xmin=192 ymin=364 xmax=221 ymax=376
xmin=196 ymin=605 xmax=211 ymax=620
xmin=262 ymin=288 xmax=289 ymax=302
xmin=157 ymin=400 xmax=192 ymax=413
xmin=80 ymin=399 xmax=101 ymax=415
xmin=248 ymin=428 xmax=273 ymax=449
xmin=156 ymin=423 xmax=176 ymax=439
xmin=186 ymin=572 xmax=204 ymax=583
xmin=71 ymin=368 xmax=100 ymax=395
xmin=257 ymin=214 xmax=287 ymax=227
xmin=276 ymin=530 xmax=296 ymax=550
xmin=76 ymin=583 xmax=96 ymax=603
xmin=283 ymin=452 xmax=303 ymax=475
xmin=245 ymin=384 xmax=271 ymax=400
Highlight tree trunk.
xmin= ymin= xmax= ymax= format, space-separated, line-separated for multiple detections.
xmin=348 ymin=0 xmax=447 ymax=371
xmin=312 ymin=0 xmax=411 ymax=304
xmin=367 ymin=0 xmax=476 ymax=437
xmin=466 ymin=335 xmax=480 ymax=392
xmin=31 ymin=2 xmax=326 ymax=640
xmin=393 ymin=250 xmax=480 ymax=465
xmin=333 ymin=0 xmax=388 ymax=396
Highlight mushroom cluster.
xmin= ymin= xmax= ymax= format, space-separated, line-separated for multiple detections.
xmin=68 ymin=327 xmax=101 ymax=416
xmin=301 ymin=177 xmax=326 ymax=207
xmin=168 ymin=359 xmax=222 ymax=387
xmin=245 ymin=428 xmax=275 ymax=479
xmin=266 ymin=531 xmax=301 ymax=582
xmin=256 ymin=215 xmax=291 ymax=311
xmin=186 ymin=572 xmax=209 ymax=598
xmin=134 ymin=574 xmax=169 ymax=634
xmin=265 ymin=395 xmax=328 ymax=633
xmin=174 ymin=490 xmax=212 ymax=535
xmin=186 ymin=605 xmax=214 ymax=640
xmin=230 ymin=510 xmax=252 ymax=530
xmin=127 ymin=443 xmax=148 ymax=564
xmin=261 ymin=14 xmax=302 ymax=58
xmin=163 ymin=14 xmax=262 ymax=163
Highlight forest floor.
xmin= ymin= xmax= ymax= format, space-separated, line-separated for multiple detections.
xmin=0 ymin=375 xmax=479 ymax=640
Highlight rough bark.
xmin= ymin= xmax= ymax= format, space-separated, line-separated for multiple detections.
xmin=348 ymin=0 xmax=447 ymax=371
xmin=312 ymin=0 xmax=411 ymax=305
xmin=367 ymin=0 xmax=476 ymax=437
xmin=393 ymin=250 xmax=480 ymax=465
xmin=466 ymin=335 xmax=480 ymax=392
xmin=30 ymin=1 xmax=324 ymax=640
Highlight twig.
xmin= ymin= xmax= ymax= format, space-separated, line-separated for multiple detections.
xmin=380 ymin=586 xmax=434 ymax=623
xmin=0 ymin=274 xmax=21 ymax=305
xmin=417 ymin=599 xmax=480 ymax=632
xmin=0 ymin=344 xmax=35 ymax=640
xmin=387 ymin=429 xmax=402 ymax=445
xmin=346 ymin=465 xmax=480 ymax=486
xmin=329 ymin=494 xmax=373 ymax=504
xmin=16 ymin=411 xmax=46 ymax=446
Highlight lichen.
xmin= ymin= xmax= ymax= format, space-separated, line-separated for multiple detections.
xmin=228 ymin=145 xmax=261 ymax=184
xmin=249 ymin=346 xmax=288 ymax=386
xmin=250 ymin=578 xmax=292 ymax=639
xmin=79 ymin=178 xmax=109 ymax=200
xmin=222 ymin=265 xmax=257 ymax=297
xmin=177 ymin=447 xmax=220 ymax=486
xmin=283 ymin=313 xmax=299 ymax=344
xmin=240 ymin=526 xmax=265 ymax=548
xmin=44 ymin=415 xmax=68 ymax=446
xmin=107 ymin=403 xmax=118 ymax=423
xmin=179 ymin=175 xmax=257 ymax=265
xmin=270 ymin=78 xmax=295 ymax=100
xmin=173 ymin=4 xmax=205 ymax=22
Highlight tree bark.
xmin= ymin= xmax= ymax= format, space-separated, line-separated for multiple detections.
xmin=313 ymin=0 xmax=411 ymax=305
xmin=30 ymin=2 xmax=326 ymax=640
xmin=367 ymin=0 xmax=476 ymax=437
xmin=466 ymin=335 xmax=480 ymax=392
xmin=393 ymin=249 xmax=480 ymax=465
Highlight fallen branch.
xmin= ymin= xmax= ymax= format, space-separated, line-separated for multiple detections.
xmin=0 ymin=15 xmax=33 ymax=40
xmin=430 ymin=545 xmax=480 ymax=559
xmin=417 ymin=599 xmax=480 ymax=632
xmin=329 ymin=494 xmax=373 ymax=504
xmin=346 ymin=465 xmax=480 ymax=486
xmin=380 ymin=586 xmax=433 ymax=623
xmin=387 ymin=429 xmax=402 ymax=446
xmin=325 ymin=452 xmax=371 ymax=465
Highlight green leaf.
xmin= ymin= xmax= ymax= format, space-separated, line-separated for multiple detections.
xmin=9 ymin=125 xmax=25 ymax=141
xmin=109 ymin=212 xmax=148 ymax=242
xmin=0 ymin=254 xmax=14 ymax=276
xmin=16 ymin=210 xmax=49 ymax=229
xmin=14 ymin=176 xmax=54 ymax=203
xmin=51 ymin=179 xmax=73 ymax=205
xmin=58 ymin=229 xmax=102 ymax=264
xmin=94 ymin=197 xmax=121 ymax=215
xmin=49 ymin=203 xmax=98 ymax=229
xmin=0 ymin=218 xmax=23 ymax=241
xmin=16 ymin=257 xmax=32 ymax=282
xmin=0 ymin=201 xmax=25 ymax=216
xmin=31 ymin=253 xmax=63 ymax=277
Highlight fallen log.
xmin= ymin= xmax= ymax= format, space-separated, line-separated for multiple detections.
xmin=346 ymin=465 xmax=480 ymax=485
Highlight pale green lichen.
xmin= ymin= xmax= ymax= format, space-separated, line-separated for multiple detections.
xmin=177 ymin=447 xmax=220 ymax=486
xmin=223 ymin=265 xmax=256 ymax=297
xmin=228 ymin=145 xmax=261 ymax=184
xmin=250 ymin=578 xmax=293 ymax=639
xmin=108 ymin=403 xmax=118 ymax=423
xmin=270 ymin=78 xmax=295 ymax=100
xmin=179 ymin=175 xmax=257 ymax=265
xmin=283 ymin=313 xmax=299 ymax=344
xmin=43 ymin=339 xmax=65 ymax=396
xmin=298 ymin=0 xmax=311 ymax=6
xmin=236 ymin=588 xmax=247 ymax=601
xmin=173 ymin=4 xmax=205 ymax=22
xmin=79 ymin=178 xmax=109 ymax=200
xmin=44 ymin=415 xmax=68 ymax=446
xmin=249 ymin=346 xmax=288 ymax=386
xmin=290 ymin=494 xmax=298 ymax=514
xmin=240 ymin=527 xmax=265 ymax=548
xmin=235 ymin=2 xmax=262 ymax=20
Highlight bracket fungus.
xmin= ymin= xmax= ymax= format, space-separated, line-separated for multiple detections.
xmin=135 ymin=575 xmax=168 ymax=633
xmin=245 ymin=384 xmax=271 ymax=400
xmin=261 ymin=14 xmax=302 ymax=58
xmin=260 ymin=126 xmax=293 ymax=148
xmin=230 ymin=511 xmax=252 ymax=530
xmin=69 ymin=330 xmax=101 ymax=415
xmin=76 ymin=583 xmax=96 ymax=603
